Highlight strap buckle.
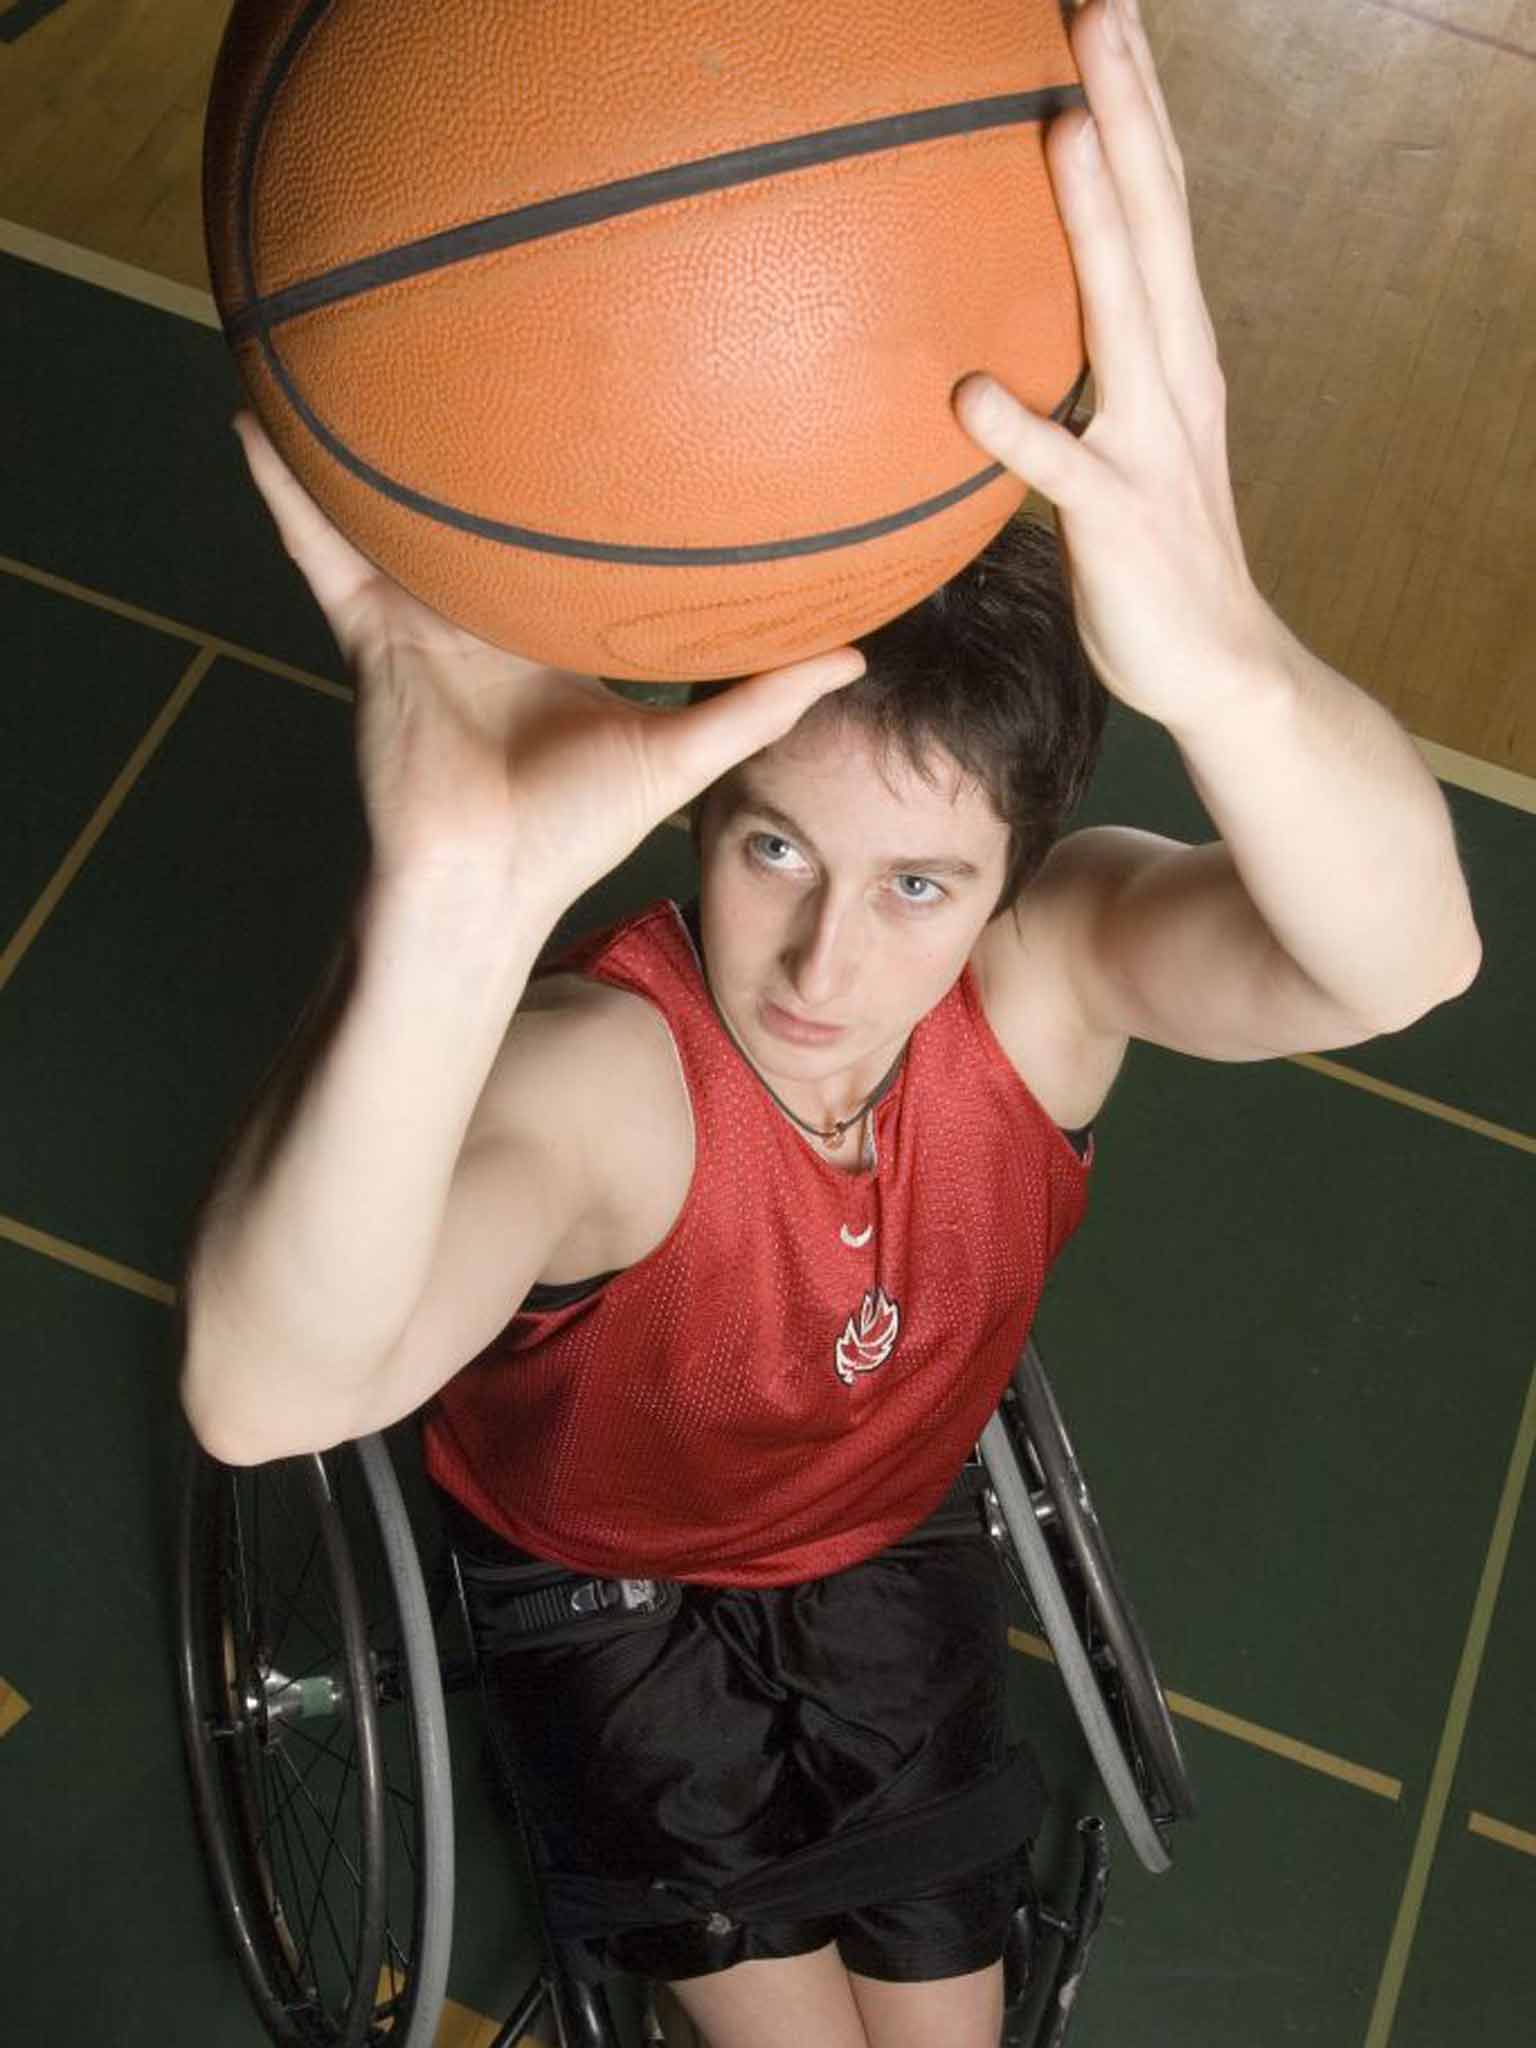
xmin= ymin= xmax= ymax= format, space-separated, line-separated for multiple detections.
xmin=569 ymin=1575 xmax=666 ymax=1618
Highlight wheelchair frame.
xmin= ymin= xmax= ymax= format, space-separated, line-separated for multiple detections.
xmin=176 ymin=1339 xmax=1193 ymax=2048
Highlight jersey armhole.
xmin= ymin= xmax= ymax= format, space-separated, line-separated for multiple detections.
xmin=522 ymin=1268 xmax=622 ymax=1311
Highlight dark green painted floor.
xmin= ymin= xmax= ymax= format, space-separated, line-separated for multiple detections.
xmin=1 ymin=246 xmax=1533 ymax=2045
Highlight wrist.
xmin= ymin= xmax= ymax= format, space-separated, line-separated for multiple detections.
xmin=1156 ymin=603 xmax=1306 ymax=748
xmin=357 ymin=861 xmax=558 ymax=1002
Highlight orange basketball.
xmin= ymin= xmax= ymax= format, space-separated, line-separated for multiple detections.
xmin=203 ymin=0 xmax=1085 ymax=681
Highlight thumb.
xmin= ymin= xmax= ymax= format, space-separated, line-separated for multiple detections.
xmin=953 ymin=373 xmax=1088 ymax=510
xmin=651 ymin=647 xmax=868 ymax=810
xmin=232 ymin=410 xmax=381 ymax=635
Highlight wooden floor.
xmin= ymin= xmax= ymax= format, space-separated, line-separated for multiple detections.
xmin=2 ymin=0 xmax=1532 ymax=774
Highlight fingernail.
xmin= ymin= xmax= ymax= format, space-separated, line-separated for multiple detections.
xmin=1103 ymin=0 xmax=1126 ymax=51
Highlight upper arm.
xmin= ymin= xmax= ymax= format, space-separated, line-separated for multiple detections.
xmin=1031 ymin=826 xmax=1387 ymax=1063
xmin=338 ymin=979 xmax=690 ymax=1446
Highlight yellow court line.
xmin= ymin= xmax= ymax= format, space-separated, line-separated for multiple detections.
xmin=1289 ymin=1055 xmax=1536 ymax=1158
xmin=0 ymin=1677 xmax=33 ymax=1740
xmin=433 ymin=1995 xmax=544 ymax=2048
xmin=0 ymin=646 xmax=216 ymax=996
xmin=0 ymin=551 xmax=348 ymax=700
xmin=0 ymin=1214 xmax=175 ymax=1307
xmin=1468 ymin=1810 xmax=1536 ymax=1859
xmin=371 ymin=1970 xmax=544 ymax=2047
xmin=1008 ymin=1626 xmax=1403 ymax=1800
xmin=10 ymin=549 xmax=1522 ymax=1168
xmin=1161 ymin=1687 xmax=1403 ymax=1802
xmin=1363 ymin=1360 xmax=1536 ymax=2048
xmin=4 ymin=548 xmax=1533 ymax=826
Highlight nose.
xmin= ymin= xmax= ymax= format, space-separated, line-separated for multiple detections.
xmin=780 ymin=888 xmax=863 ymax=1010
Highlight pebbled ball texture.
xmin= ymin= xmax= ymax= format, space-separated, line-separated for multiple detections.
xmin=204 ymin=0 xmax=1084 ymax=680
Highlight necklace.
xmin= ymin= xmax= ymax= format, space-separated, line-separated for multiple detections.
xmin=700 ymin=972 xmax=907 ymax=1149
xmin=747 ymin=1045 xmax=907 ymax=1149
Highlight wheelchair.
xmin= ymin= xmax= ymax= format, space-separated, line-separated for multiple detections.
xmin=175 ymin=1337 xmax=1195 ymax=2048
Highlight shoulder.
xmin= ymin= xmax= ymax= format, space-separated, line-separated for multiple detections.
xmin=969 ymin=830 xmax=1137 ymax=1130
xmin=477 ymin=971 xmax=695 ymax=1278
xmin=974 ymin=819 xmax=1367 ymax=1082
xmin=496 ymin=968 xmax=694 ymax=1147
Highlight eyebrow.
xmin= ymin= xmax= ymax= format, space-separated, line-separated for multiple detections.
xmin=728 ymin=786 xmax=984 ymax=881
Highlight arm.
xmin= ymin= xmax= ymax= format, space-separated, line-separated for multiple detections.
xmin=180 ymin=415 xmax=864 ymax=1467
xmin=957 ymin=0 xmax=1479 ymax=1057
xmin=1156 ymin=631 xmax=1478 ymax=1038
xmin=180 ymin=873 xmax=556 ymax=1466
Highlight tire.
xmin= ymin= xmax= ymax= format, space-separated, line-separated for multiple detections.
xmin=1008 ymin=1344 xmax=1196 ymax=1828
xmin=979 ymin=1343 xmax=1195 ymax=1874
xmin=176 ymin=1430 xmax=453 ymax=2047
xmin=354 ymin=1433 xmax=456 ymax=2046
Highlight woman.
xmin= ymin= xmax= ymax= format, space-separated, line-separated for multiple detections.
xmin=180 ymin=5 xmax=1478 ymax=2041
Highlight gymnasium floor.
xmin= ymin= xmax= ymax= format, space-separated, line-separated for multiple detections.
xmin=2 ymin=239 xmax=1533 ymax=2046
xmin=2 ymin=3 xmax=1535 ymax=2044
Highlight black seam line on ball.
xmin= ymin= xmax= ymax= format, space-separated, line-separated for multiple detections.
xmin=225 ymin=83 xmax=1087 ymax=341
xmin=241 ymin=351 xmax=1086 ymax=567
xmin=234 ymin=0 xmax=338 ymax=322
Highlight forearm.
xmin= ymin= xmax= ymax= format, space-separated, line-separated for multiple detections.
xmin=180 ymin=870 xmax=549 ymax=1449
xmin=1166 ymin=619 xmax=1481 ymax=1031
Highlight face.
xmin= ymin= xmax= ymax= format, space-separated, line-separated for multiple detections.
xmin=696 ymin=713 xmax=1011 ymax=1111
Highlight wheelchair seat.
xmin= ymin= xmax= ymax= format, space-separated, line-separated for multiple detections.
xmin=176 ymin=1338 xmax=1193 ymax=2048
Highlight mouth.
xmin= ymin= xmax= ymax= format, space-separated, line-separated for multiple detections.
xmin=758 ymin=998 xmax=847 ymax=1046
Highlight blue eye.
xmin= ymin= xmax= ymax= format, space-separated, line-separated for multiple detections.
xmin=893 ymin=874 xmax=944 ymax=905
xmin=747 ymin=832 xmax=805 ymax=872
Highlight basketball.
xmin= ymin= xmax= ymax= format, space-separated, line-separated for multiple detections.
xmin=203 ymin=0 xmax=1085 ymax=682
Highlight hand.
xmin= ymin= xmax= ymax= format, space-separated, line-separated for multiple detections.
xmin=232 ymin=413 xmax=865 ymax=912
xmin=953 ymin=0 xmax=1288 ymax=730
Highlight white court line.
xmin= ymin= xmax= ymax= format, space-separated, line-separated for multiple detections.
xmin=0 ymin=215 xmax=219 ymax=326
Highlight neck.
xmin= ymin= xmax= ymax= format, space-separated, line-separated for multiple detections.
xmin=704 ymin=991 xmax=907 ymax=1148
xmin=682 ymin=906 xmax=905 ymax=1147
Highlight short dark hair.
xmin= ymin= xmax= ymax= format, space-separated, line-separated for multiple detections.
xmin=694 ymin=510 xmax=1107 ymax=916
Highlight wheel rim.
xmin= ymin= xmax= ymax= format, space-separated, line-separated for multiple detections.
xmin=177 ymin=1442 xmax=431 ymax=2045
xmin=1010 ymin=1351 xmax=1197 ymax=1825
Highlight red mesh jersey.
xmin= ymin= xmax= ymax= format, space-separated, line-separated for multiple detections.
xmin=423 ymin=901 xmax=1092 ymax=1586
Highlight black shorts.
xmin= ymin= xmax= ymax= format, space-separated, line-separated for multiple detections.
xmin=437 ymin=1471 xmax=1044 ymax=1984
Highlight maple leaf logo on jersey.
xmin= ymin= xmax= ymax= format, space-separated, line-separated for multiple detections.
xmin=834 ymin=1287 xmax=902 ymax=1386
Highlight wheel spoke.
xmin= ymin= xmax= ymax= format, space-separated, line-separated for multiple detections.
xmin=179 ymin=1440 xmax=450 ymax=2047
xmin=232 ymin=1472 xmax=335 ymax=1703
xmin=272 ymin=1733 xmax=368 ymax=2008
xmin=254 ymin=1712 xmax=356 ymax=1845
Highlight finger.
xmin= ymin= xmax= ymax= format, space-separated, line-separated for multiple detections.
xmin=1069 ymin=2 xmax=1218 ymax=394
xmin=1095 ymin=0 xmax=1187 ymax=199
xmin=952 ymin=372 xmax=1093 ymax=511
xmin=650 ymin=647 xmax=868 ymax=809
xmin=232 ymin=411 xmax=381 ymax=623
xmin=1043 ymin=106 xmax=1166 ymax=423
xmin=1121 ymin=0 xmax=1189 ymax=200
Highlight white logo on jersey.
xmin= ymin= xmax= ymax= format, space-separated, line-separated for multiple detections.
xmin=839 ymin=1221 xmax=873 ymax=1248
xmin=835 ymin=1287 xmax=901 ymax=1385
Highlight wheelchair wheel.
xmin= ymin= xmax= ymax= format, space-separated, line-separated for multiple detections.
xmin=979 ymin=1341 xmax=1195 ymax=1875
xmin=1010 ymin=1343 xmax=1196 ymax=1823
xmin=176 ymin=1430 xmax=454 ymax=2047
